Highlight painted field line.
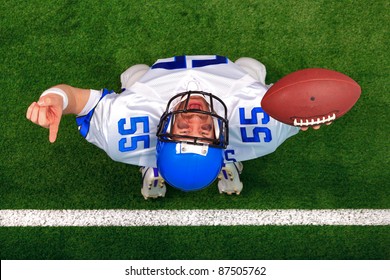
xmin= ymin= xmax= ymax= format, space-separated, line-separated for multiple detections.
xmin=1 ymin=209 xmax=389 ymax=226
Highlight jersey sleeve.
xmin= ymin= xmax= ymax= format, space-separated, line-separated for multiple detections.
xmin=77 ymin=89 xmax=102 ymax=116
xmin=74 ymin=88 xmax=164 ymax=167
xmin=75 ymin=88 xmax=115 ymax=149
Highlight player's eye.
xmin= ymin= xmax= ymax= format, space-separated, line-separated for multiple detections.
xmin=179 ymin=130 xmax=189 ymax=135
xmin=177 ymin=121 xmax=190 ymax=129
xmin=201 ymin=124 xmax=212 ymax=131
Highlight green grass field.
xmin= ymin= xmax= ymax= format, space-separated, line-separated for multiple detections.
xmin=1 ymin=0 xmax=389 ymax=260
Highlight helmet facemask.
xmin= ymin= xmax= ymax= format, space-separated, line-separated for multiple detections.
xmin=157 ymin=91 xmax=229 ymax=149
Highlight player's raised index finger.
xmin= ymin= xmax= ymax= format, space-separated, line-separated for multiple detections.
xmin=49 ymin=122 xmax=59 ymax=143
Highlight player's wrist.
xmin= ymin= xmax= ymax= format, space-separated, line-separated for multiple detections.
xmin=40 ymin=88 xmax=69 ymax=110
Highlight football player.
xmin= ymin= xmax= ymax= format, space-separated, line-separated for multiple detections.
xmin=26 ymin=55 xmax=326 ymax=199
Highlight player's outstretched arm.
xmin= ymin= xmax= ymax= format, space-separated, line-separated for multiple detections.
xmin=26 ymin=84 xmax=90 ymax=143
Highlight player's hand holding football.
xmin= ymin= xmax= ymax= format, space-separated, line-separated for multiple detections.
xmin=300 ymin=122 xmax=332 ymax=131
xmin=26 ymin=93 xmax=64 ymax=143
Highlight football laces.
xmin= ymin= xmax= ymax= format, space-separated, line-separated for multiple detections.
xmin=293 ymin=113 xmax=336 ymax=126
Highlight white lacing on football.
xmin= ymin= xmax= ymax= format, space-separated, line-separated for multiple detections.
xmin=293 ymin=113 xmax=336 ymax=126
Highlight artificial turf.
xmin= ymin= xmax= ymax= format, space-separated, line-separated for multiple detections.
xmin=0 ymin=0 xmax=389 ymax=259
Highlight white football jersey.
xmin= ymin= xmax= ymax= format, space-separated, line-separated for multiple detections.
xmin=76 ymin=55 xmax=299 ymax=167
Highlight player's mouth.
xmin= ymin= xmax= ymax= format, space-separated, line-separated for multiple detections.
xmin=291 ymin=111 xmax=337 ymax=126
xmin=188 ymin=102 xmax=203 ymax=110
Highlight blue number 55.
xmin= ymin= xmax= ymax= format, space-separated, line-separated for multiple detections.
xmin=118 ymin=117 xmax=150 ymax=152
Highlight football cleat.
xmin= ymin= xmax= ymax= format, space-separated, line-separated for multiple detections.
xmin=140 ymin=167 xmax=166 ymax=200
xmin=217 ymin=162 xmax=243 ymax=195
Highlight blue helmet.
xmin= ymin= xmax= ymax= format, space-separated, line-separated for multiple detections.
xmin=156 ymin=91 xmax=229 ymax=192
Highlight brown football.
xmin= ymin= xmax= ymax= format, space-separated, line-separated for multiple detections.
xmin=261 ymin=68 xmax=361 ymax=127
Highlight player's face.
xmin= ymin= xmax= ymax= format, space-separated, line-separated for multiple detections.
xmin=171 ymin=96 xmax=215 ymax=141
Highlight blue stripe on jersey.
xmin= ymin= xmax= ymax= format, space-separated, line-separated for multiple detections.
xmin=151 ymin=55 xmax=228 ymax=70
xmin=76 ymin=89 xmax=114 ymax=138
xmin=151 ymin=56 xmax=187 ymax=70
xmin=192 ymin=55 xmax=228 ymax=68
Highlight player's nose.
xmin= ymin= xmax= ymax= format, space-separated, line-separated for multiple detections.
xmin=193 ymin=124 xmax=211 ymax=137
xmin=183 ymin=112 xmax=207 ymax=120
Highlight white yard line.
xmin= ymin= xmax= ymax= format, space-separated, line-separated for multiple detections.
xmin=1 ymin=209 xmax=389 ymax=226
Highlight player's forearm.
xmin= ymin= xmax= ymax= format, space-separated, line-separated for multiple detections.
xmin=50 ymin=84 xmax=91 ymax=115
